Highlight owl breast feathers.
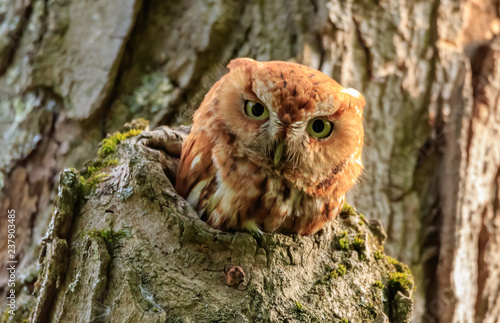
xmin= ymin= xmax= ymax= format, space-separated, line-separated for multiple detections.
xmin=175 ymin=58 xmax=365 ymax=236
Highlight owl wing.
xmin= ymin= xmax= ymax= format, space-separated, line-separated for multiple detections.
xmin=175 ymin=130 xmax=217 ymax=214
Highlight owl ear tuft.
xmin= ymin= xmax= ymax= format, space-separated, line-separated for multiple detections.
xmin=227 ymin=58 xmax=258 ymax=71
xmin=340 ymin=87 xmax=366 ymax=113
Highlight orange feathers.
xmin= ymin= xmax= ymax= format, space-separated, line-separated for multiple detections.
xmin=176 ymin=59 xmax=365 ymax=235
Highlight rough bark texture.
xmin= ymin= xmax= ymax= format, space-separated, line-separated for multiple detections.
xmin=0 ymin=0 xmax=499 ymax=322
xmin=28 ymin=136 xmax=413 ymax=323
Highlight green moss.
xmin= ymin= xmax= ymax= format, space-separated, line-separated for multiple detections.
xmin=340 ymin=203 xmax=356 ymax=218
xmin=352 ymin=234 xmax=366 ymax=260
xmin=358 ymin=220 xmax=364 ymax=226
xmin=79 ymin=145 xmax=120 ymax=197
xmin=388 ymin=272 xmax=414 ymax=298
xmin=373 ymin=280 xmax=383 ymax=289
xmin=317 ymin=264 xmax=348 ymax=284
xmin=98 ymin=228 xmax=130 ymax=245
xmin=352 ymin=234 xmax=365 ymax=250
xmin=82 ymin=159 xmax=118 ymax=178
xmin=386 ymin=256 xmax=411 ymax=274
xmin=295 ymin=301 xmax=304 ymax=312
xmin=98 ymin=128 xmax=143 ymax=158
xmin=101 ymin=158 xmax=119 ymax=167
xmin=79 ymin=158 xmax=118 ymax=196
xmin=359 ymin=214 xmax=366 ymax=221
xmin=336 ymin=231 xmax=349 ymax=250
xmin=374 ymin=247 xmax=384 ymax=260
xmin=384 ymin=255 xmax=415 ymax=300
xmin=328 ymin=265 xmax=346 ymax=279
xmin=80 ymin=173 xmax=108 ymax=196
xmin=340 ymin=319 xmax=348 ymax=323
xmin=337 ymin=264 xmax=346 ymax=277
xmin=337 ymin=236 xmax=350 ymax=251
xmin=79 ymin=131 xmax=124 ymax=197
xmin=87 ymin=228 xmax=131 ymax=254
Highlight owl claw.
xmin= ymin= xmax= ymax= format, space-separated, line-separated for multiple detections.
xmin=135 ymin=125 xmax=190 ymax=157
xmin=250 ymin=230 xmax=263 ymax=240
xmin=245 ymin=221 xmax=264 ymax=239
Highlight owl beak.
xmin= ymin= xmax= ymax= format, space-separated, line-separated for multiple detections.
xmin=273 ymin=141 xmax=285 ymax=165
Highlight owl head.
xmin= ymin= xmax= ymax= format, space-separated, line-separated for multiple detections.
xmin=196 ymin=58 xmax=365 ymax=197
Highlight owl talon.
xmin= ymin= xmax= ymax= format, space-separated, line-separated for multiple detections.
xmin=135 ymin=126 xmax=190 ymax=157
xmin=245 ymin=221 xmax=263 ymax=239
xmin=249 ymin=230 xmax=264 ymax=242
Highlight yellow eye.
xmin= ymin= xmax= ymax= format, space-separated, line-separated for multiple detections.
xmin=306 ymin=118 xmax=333 ymax=139
xmin=244 ymin=100 xmax=269 ymax=120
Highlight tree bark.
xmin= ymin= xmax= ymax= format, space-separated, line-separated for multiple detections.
xmin=0 ymin=0 xmax=499 ymax=322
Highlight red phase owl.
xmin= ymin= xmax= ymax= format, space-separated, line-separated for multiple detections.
xmin=176 ymin=58 xmax=365 ymax=236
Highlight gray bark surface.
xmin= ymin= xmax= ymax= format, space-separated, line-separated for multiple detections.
xmin=0 ymin=0 xmax=499 ymax=322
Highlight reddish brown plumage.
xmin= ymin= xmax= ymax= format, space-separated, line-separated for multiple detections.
xmin=176 ymin=58 xmax=365 ymax=235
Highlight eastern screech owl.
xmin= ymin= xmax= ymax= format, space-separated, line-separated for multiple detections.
xmin=176 ymin=58 xmax=365 ymax=236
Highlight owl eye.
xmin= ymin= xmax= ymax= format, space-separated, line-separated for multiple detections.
xmin=306 ymin=118 xmax=333 ymax=140
xmin=244 ymin=100 xmax=269 ymax=120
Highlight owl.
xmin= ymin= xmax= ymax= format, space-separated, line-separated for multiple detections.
xmin=175 ymin=58 xmax=365 ymax=236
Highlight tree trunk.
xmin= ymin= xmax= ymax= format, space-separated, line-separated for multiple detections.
xmin=0 ymin=0 xmax=499 ymax=322
xmin=26 ymin=130 xmax=414 ymax=322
